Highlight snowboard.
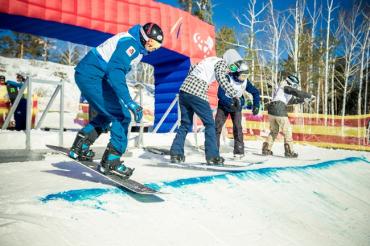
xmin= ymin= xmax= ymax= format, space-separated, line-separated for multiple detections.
xmin=144 ymin=146 xmax=171 ymax=155
xmin=252 ymin=152 xmax=320 ymax=162
xmin=151 ymin=160 xmax=264 ymax=172
xmin=46 ymin=145 xmax=163 ymax=195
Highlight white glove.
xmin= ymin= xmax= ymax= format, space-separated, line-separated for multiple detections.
xmin=304 ymin=95 xmax=315 ymax=103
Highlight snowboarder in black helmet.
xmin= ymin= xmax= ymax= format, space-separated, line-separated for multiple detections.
xmin=70 ymin=22 xmax=164 ymax=179
xmin=262 ymin=75 xmax=315 ymax=158
xmin=139 ymin=23 xmax=164 ymax=53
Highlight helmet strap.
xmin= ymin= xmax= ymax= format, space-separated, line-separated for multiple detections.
xmin=140 ymin=27 xmax=149 ymax=42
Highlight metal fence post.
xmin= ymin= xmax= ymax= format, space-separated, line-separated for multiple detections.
xmin=138 ymin=85 xmax=144 ymax=147
xmin=59 ymin=82 xmax=64 ymax=146
xmin=26 ymin=77 xmax=32 ymax=150
xmin=169 ymin=96 xmax=181 ymax=133
xmin=35 ymin=85 xmax=61 ymax=129
xmin=153 ymin=94 xmax=179 ymax=133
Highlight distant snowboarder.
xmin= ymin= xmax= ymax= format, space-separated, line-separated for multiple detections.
xmin=69 ymin=23 xmax=164 ymax=179
xmin=262 ymin=75 xmax=315 ymax=158
xmin=5 ymin=73 xmax=28 ymax=130
xmin=169 ymin=49 xmax=241 ymax=165
xmin=215 ymin=53 xmax=260 ymax=159
xmin=6 ymin=73 xmax=26 ymax=104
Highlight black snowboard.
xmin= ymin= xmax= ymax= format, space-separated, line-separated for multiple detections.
xmin=144 ymin=146 xmax=171 ymax=155
xmin=149 ymin=160 xmax=264 ymax=172
xmin=46 ymin=145 xmax=164 ymax=195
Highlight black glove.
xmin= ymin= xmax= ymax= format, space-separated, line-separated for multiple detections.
xmin=231 ymin=97 xmax=241 ymax=111
xmin=252 ymin=105 xmax=259 ymax=115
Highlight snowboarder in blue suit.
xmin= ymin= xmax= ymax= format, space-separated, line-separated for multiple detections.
xmin=70 ymin=23 xmax=164 ymax=179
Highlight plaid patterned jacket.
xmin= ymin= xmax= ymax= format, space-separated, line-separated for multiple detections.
xmin=180 ymin=60 xmax=238 ymax=101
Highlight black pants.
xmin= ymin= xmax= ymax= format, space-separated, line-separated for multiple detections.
xmin=215 ymin=106 xmax=244 ymax=155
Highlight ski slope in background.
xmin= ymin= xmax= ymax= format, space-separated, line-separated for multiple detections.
xmin=0 ymin=137 xmax=369 ymax=246
xmin=0 ymin=56 xmax=155 ymax=129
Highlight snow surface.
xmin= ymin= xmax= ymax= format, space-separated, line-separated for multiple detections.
xmin=1 ymin=57 xmax=370 ymax=246
xmin=0 ymin=133 xmax=369 ymax=246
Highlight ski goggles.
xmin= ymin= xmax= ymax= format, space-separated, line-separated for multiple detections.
xmin=229 ymin=63 xmax=239 ymax=73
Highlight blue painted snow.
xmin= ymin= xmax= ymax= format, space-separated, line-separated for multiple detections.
xmin=40 ymin=188 xmax=124 ymax=203
xmin=40 ymin=156 xmax=369 ymax=203
xmin=148 ymin=156 xmax=369 ymax=189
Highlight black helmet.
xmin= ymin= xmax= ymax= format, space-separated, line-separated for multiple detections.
xmin=285 ymin=75 xmax=299 ymax=87
xmin=140 ymin=23 xmax=164 ymax=46
xmin=0 ymin=75 xmax=5 ymax=80
xmin=16 ymin=73 xmax=26 ymax=82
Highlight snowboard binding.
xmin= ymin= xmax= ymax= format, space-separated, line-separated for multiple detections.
xmin=69 ymin=132 xmax=96 ymax=161
xmin=99 ymin=143 xmax=134 ymax=179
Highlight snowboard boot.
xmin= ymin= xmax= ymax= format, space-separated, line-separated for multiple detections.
xmin=170 ymin=154 xmax=185 ymax=163
xmin=206 ymin=156 xmax=225 ymax=166
xmin=284 ymin=143 xmax=298 ymax=158
xmin=262 ymin=142 xmax=273 ymax=156
xmin=98 ymin=143 xmax=134 ymax=179
xmin=69 ymin=131 xmax=97 ymax=161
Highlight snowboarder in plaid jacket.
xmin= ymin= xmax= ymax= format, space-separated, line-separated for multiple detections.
xmin=170 ymin=50 xmax=242 ymax=165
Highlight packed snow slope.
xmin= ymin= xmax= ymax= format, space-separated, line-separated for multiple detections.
xmin=0 ymin=138 xmax=369 ymax=246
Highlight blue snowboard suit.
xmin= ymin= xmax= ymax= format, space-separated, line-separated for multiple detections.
xmin=74 ymin=25 xmax=148 ymax=154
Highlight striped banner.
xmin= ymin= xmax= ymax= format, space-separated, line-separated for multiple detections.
xmin=74 ymin=103 xmax=155 ymax=127
xmin=225 ymin=111 xmax=370 ymax=151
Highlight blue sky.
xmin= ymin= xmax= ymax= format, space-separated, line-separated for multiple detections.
xmin=157 ymin=0 xmax=353 ymax=32
xmin=0 ymin=0 xmax=355 ymax=61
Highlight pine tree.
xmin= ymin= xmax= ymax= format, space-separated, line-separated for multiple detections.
xmin=59 ymin=42 xmax=81 ymax=65
xmin=194 ymin=0 xmax=213 ymax=24
xmin=215 ymin=27 xmax=236 ymax=56
xmin=178 ymin=0 xmax=193 ymax=13
xmin=0 ymin=31 xmax=44 ymax=59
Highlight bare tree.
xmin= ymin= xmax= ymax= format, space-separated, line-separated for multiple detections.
xmin=356 ymin=12 xmax=370 ymax=115
xmin=338 ymin=5 xmax=362 ymax=127
xmin=323 ymin=0 xmax=338 ymax=124
xmin=267 ymin=0 xmax=289 ymax=87
xmin=330 ymin=59 xmax=336 ymax=124
xmin=283 ymin=0 xmax=306 ymax=114
xmin=60 ymin=42 xmax=80 ymax=65
xmin=365 ymin=40 xmax=370 ymax=114
xmin=38 ymin=38 xmax=56 ymax=62
xmin=234 ymin=0 xmax=267 ymax=82
xmin=307 ymin=0 xmax=321 ymax=94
